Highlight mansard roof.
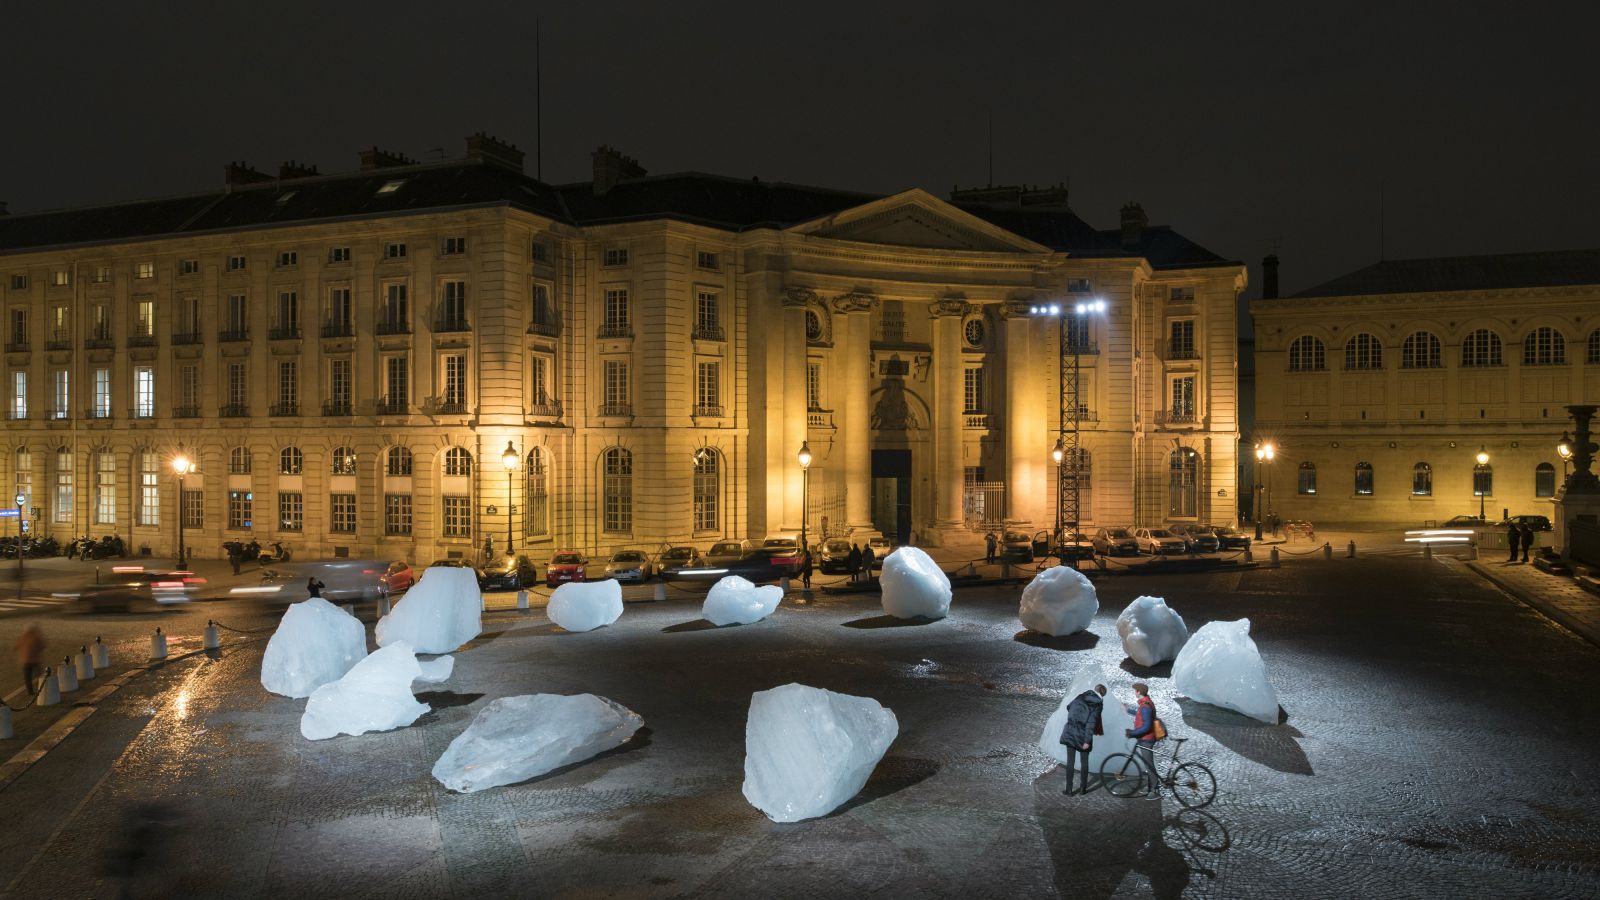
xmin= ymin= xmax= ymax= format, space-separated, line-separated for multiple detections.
xmin=1294 ymin=248 xmax=1600 ymax=298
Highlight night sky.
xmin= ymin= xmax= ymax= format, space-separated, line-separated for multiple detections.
xmin=3 ymin=1 xmax=1597 ymax=302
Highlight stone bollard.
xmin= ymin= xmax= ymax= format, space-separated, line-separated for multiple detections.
xmin=1347 ymin=540 xmax=1357 ymax=559
xmin=1423 ymin=543 xmax=1433 ymax=560
xmin=1268 ymin=547 xmax=1280 ymax=568
xmin=204 ymin=620 xmax=221 ymax=650
xmin=516 ymin=590 xmax=529 ymax=610
xmin=1469 ymin=542 xmax=1479 ymax=560
xmin=58 ymin=656 xmax=78 ymax=693
xmin=966 ymin=562 xmax=978 ymax=578
xmin=376 ymin=596 xmax=391 ymax=618
xmin=37 ymin=668 xmax=61 ymax=707
xmin=93 ymin=637 xmax=109 ymax=669
xmin=0 ymin=703 xmax=12 ymax=740
xmin=150 ymin=628 xmax=168 ymax=660
xmin=780 ymin=576 xmax=791 ymax=594
xmin=1001 ymin=560 xmax=1012 ymax=578
xmin=1244 ymin=546 xmax=1254 ymax=563
xmin=1322 ymin=542 xmax=1333 ymax=560
xmin=76 ymin=646 xmax=95 ymax=681
xmin=654 ymin=582 xmax=667 ymax=602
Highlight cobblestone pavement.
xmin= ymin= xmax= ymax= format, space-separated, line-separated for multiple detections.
xmin=2 ymin=555 xmax=1598 ymax=899
xmin=1464 ymin=557 xmax=1600 ymax=648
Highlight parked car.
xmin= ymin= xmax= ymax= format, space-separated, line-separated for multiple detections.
xmin=1506 ymin=514 xmax=1553 ymax=532
xmin=1134 ymin=527 xmax=1188 ymax=555
xmin=1439 ymin=515 xmax=1486 ymax=528
xmin=1031 ymin=530 xmax=1095 ymax=560
xmin=865 ymin=536 xmax=891 ymax=569
xmin=1168 ymin=523 xmax=1220 ymax=553
xmin=1093 ymin=526 xmax=1140 ymax=557
xmin=657 ymin=546 xmax=704 ymax=576
xmin=1210 ymin=525 xmax=1252 ymax=550
xmin=480 ymin=554 xmax=537 ymax=591
xmin=1000 ymin=530 xmax=1035 ymax=563
xmin=816 ymin=539 xmax=855 ymax=574
xmin=705 ymin=540 xmax=752 ymax=567
xmin=604 ymin=550 xmax=656 ymax=582
xmin=760 ymin=537 xmax=808 ymax=575
xmin=545 ymin=552 xmax=588 ymax=587
xmin=378 ymin=560 xmax=415 ymax=593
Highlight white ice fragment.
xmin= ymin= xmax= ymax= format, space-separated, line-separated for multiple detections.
xmin=702 ymin=576 xmax=783 ymax=626
xmin=300 ymin=642 xmax=430 ymax=740
xmin=1039 ymin=665 xmax=1136 ymax=773
xmin=1116 ymin=596 xmax=1189 ymax=667
xmin=1018 ymin=566 xmax=1098 ymax=636
xmin=547 ymin=580 xmax=624 ymax=633
xmin=741 ymin=683 xmax=898 ymax=823
xmin=431 ymin=693 xmax=643 ymax=793
xmin=415 ymin=655 xmax=454 ymax=684
xmin=260 ymin=598 xmax=367 ymax=699
xmin=1172 ymin=618 xmax=1280 ymax=723
xmin=375 ymin=566 xmax=482 ymax=654
xmin=878 ymin=547 xmax=952 ymax=620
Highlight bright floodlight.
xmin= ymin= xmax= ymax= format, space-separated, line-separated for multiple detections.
xmin=1263 ymin=443 xmax=1275 ymax=461
xmin=502 ymin=441 xmax=519 ymax=471
xmin=1475 ymin=447 xmax=1489 ymax=466
xmin=797 ymin=440 xmax=812 ymax=469
xmin=1030 ymin=306 xmax=1039 ymax=314
xmin=1050 ymin=304 xmax=1061 ymax=315
xmin=1094 ymin=299 xmax=1107 ymax=312
xmin=172 ymin=454 xmax=192 ymax=476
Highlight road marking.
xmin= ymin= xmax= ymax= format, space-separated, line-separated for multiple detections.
xmin=0 ymin=705 xmax=97 ymax=790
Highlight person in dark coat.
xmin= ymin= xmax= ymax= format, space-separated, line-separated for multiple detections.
xmin=862 ymin=543 xmax=876 ymax=579
xmin=1125 ymin=682 xmax=1161 ymax=798
xmin=985 ymin=532 xmax=998 ymax=564
xmin=1059 ymin=684 xmax=1106 ymax=795
xmin=846 ymin=544 xmax=863 ymax=583
xmin=1520 ymin=523 xmax=1535 ymax=563
xmin=800 ymin=552 xmax=813 ymax=590
xmin=228 ymin=544 xmax=242 ymax=576
xmin=306 ymin=577 xmax=326 ymax=599
xmin=1506 ymin=520 xmax=1521 ymax=562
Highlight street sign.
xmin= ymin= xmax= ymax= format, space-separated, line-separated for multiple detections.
xmin=0 ymin=508 xmax=18 ymax=518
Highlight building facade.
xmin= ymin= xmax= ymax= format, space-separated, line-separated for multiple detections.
xmin=1251 ymin=250 xmax=1600 ymax=527
xmin=0 ymin=138 xmax=1243 ymax=562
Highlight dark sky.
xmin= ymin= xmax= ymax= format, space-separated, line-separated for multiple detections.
xmin=4 ymin=1 xmax=1598 ymax=299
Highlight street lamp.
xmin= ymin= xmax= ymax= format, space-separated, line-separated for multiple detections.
xmin=1558 ymin=432 xmax=1573 ymax=481
xmin=501 ymin=441 xmax=518 ymax=556
xmin=1253 ymin=443 xmax=1266 ymax=540
xmin=171 ymin=453 xmax=194 ymax=568
xmin=1255 ymin=442 xmax=1276 ymax=537
xmin=1475 ymin=446 xmax=1490 ymax=521
xmin=14 ymin=492 xmax=25 ymax=586
xmin=797 ymin=441 xmax=812 ymax=556
xmin=1051 ymin=436 xmax=1065 ymax=560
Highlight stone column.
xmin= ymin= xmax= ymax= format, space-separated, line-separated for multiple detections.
xmin=832 ymin=290 xmax=877 ymax=534
xmin=1003 ymin=302 xmax=1041 ymax=527
xmin=1556 ymin=404 xmax=1600 ymax=560
xmin=926 ymin=298 xmax=971 ymax=546
xmin=780 ymin=292 xmax=810 ymax=533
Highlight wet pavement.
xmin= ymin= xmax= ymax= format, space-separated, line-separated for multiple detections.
xmin=1 ymin=553 xmax=1597 ymax=898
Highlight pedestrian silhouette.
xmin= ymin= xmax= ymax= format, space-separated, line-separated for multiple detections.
xmin=307 ymin=577 xmax=326 ymax=599
xmin=1505 ymin=519 xmax=1520 ymax=562
xmin=1059 ymin=683 xmax=1106 ymax=795
xmin=847 ymin=544 xmax=862 ymax=583
xmin=1519 ymin=524 xmax=1534 ymax=563
xmin=985 ymin=531 xmax=998 ymax=564
xmin=862 ymin=543 xmax=876 ymax=579
xmin=17 ymin=623 xmax=44 ymax=695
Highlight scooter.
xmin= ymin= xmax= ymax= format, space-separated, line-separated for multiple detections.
xmin=259 ymin=542 xmax=292 ymax=564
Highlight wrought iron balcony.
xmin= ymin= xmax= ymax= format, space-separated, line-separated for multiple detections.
xmin=269 ymin=326 xmax=302 ymax=340
xmin=172 ymin=406 xmax=200 ymax=419
xmin=4 ymin=342 xmax=28 ymax=353
xmin=597 ymin=324 xmax=632 ymax=340
xmin=218 ymin=329 xmax=249 ymax=343
xmin=127 ymin=335 xmax=157 ymax=348
xmin=435 ymin=400 xmax=468 ymax=415
xmin=171 ymin=331 xmax=203 ymax=345
xmin=527 ymin=400 xmax=563 ymax=418
xmin=3 ymin=411 xmax=26 ymax=421
xmin=87 ymin=408 xmax=113 ymax=420
xmin=1065 ymin=340 xmax=1098 ymax=355
xmin=1167 ymin=342 xmax=1199 ymax=360
xmin=320 ymin=322 xmax=353 ymax=338
xmin=528 ymin=320 xmax=560 ymax=337
xmin=1155 ymin=410 xmax=1199 ymax=426
xmin=692 ymin=404 xmax=725 ymax=418
xmin=45 ymin=339 xmax=71 ymax=351
xmin=269 ymin=402 xmax=300 ymax=417
xmin=433 ymin=316 xmax=471 ymax=333
xmin=85 ymin=336 xmax=114 ymax=350
xmin=598 ymin=403 xmax=633 ymax=417
xmin=692 ymin=326 xmax=725 ymax=342
xmin=219 ymin=404 xmax=249 ymax=418
xmin=376 ymin=399 xmax=409 ymax=415
xmin=128 ymin=407 xmax=155 ymax=419
xmin=376 ymin=319 xmax=410 ymax=336
xmin=322 ymin=401 xmax=353 ymax=417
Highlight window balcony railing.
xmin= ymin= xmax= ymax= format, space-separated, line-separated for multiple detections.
xmin=3 ymin=411 xmax=26 ymax=421
xmin=269 ymin=326 xmax=302 ymax=340
xmin=376 ymin=319 xmax=410 ymax=336
xmin=1155 ymin=410 xmax=1199 ymax=426
xmin=433 ymin=316 xmax=470 ymax=333
xmin=1167 ymin=342 xmax=1199 ymax=360
xmin=4 ymin=342 xmax=29 ymax=353
xmin=219 ymin=403 xmax=249 ymax=418
xmin=171 ymin=331 xmax=202 ymax=345
xmin=218 ymin=329 xmax=249 ymax=342
xmin=597 ymin=324 xmax=632 ymax=339
xmin=528 ymin=320 xmax=560 ymax=338
xmin=50 ymin=410 xmax=70 ymax=421
xmin=269 ymin=402 xmax=299 ymax=417
xmin=172 ymin=405 xmax=200 ymax=419
xmin=322 ymin=401 xmax=353 ymax=417
xmin=692 ymin=404 xmax=725 ymax=418
xmin=598 ymin=403 xmax=633 ymax=417
xmin=963 ymin=413 xmax=989 ymax=429
xmin=692 ymin=326 xmax=725 ymax=342
xmin=128 ymin=407 xmax=155 ymax=419
xmin=806 ymin=407 xmax=833 ymax=428
xmin=85 ymin=336 xmax=114 ymax=349
xmin=376 ymin=398 xmax=409 ymax=415
xmin=320 ymin=322 xmax=353 ymax=338
xmin=87 ymin=408 xmax=113 ymax=420
xmin=527 ymin=400 xmax=563 ymax=418
xmin=45 ymin=339 xmax=71 ymax=351
xmin=435 ymin=400 xmax=468 ymax=415
xmin=127 ymin=334 xmax=157 ymax=348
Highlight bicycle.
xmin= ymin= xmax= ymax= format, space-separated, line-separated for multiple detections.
xmin=1099 ymin=737 xmax=1216 ymax=809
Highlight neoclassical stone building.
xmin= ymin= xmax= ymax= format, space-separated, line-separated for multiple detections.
xmin=0 ymin=138 xmax=1243 ymax=561
xmin=1252 ymin=250 xmax=1600 ymax=527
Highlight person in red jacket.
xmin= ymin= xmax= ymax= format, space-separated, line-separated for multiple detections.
xmin=1124 ymin=682 xmax=1161 ymax=798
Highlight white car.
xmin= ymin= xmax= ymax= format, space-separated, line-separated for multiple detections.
xmin=603 ymin=550 xmax=656 ymax=582
xmin=1134 ymin=527 xmax=1188 ymax=555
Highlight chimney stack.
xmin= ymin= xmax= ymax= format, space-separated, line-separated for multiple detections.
xmin=223 ymin=161 xmax=273 ymax=187
xmin=1262 ymin=254 xmax=1280 ymax=300
xmin=278 ymin=160 xmax=320 ymax=180
xmin=358 ymin=147 xmax=418 ymax=171
xmin=1119 ymin=202 xmax=1148 ymax=248
xmin=592 ymin=146 xmax=647 ymax=195
xmin=465 ymin=132 xmax=525 ymax=173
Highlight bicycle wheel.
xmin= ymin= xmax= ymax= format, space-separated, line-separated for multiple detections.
xmin=1099 ymin=753 xmax=1146 ymax=798
xmin=1170 ymin=762 xmax=1216 ymax=809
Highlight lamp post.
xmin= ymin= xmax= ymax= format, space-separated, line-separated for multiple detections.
xmin=1253 ymin=443 xmax=1265 ymax=540
xmin=14 ymin=492 xmax=24 ymax=586
xmin=1259 ymin=443 xmax=1276 ymax=535
xmin=1031 ymin=297 xmax=1106 ymax=571
xmin=797 ymin=441 xmax=812 ymax=556
xmin=501 ymin=441 xmax=518 ymax=556
xmin=1051 ymin=437 xmax=1065 ymax=562
xmin=171 ymin=453 xmax=193 ymax=568
xmin=1558 ymin=432 xmax=1573 ymax=482
xmin=1475 ymin=446 xmax=1490 ymax=521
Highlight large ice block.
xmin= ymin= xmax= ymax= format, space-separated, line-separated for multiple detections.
xmin=741 ymin=683 xmax=898 ymax=823
xmin=547 ymin=580 xmax=624 ymax=632
xmin=415 ymin=655 xmax=454 ymax=684
xmin=432 ymin=693 xmax=644 ymax=793
xmin=260 ymin=598 xmax=368 ymax=699
xmin=878 ymin=547 xmax=952 ymax=620
xmin=375 ymin=566 xmax=482 ymax=654
xmin=702 ymin=576 xmax=783 ymax=626
xmin=300 ymin=642 xmax=431 ymax=740
xmin=1172 ymin=618 xmax=1280 ymax=723
xmin=1116 ymin=596 xmax=1189 ymax=667
xmin=1038 ymin=665 xmax=1136 ymax=772
xmin=1018 ymin=566 xmax=1098 ymax=636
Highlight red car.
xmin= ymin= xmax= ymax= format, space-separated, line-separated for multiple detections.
xmin=546 ymin=551 xmax=588 ymax=587
xmin=378 ymin=560 xmax=415 ymax=594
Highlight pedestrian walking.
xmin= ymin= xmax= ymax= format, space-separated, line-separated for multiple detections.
xmin=1125 ymin=682 xmax=1162 ymax=798
xmin=862 ymin=543 xmax=876 ymax=579
xmin=801 ymin=553 xmax=813 ymax=590
xmin=17 ymin=623 xmax=45 ymax=695
xmin=1519 ymin=523 xmax=1535 ymax=563
xmin=985 ymin=531 xmax=998 ymax=565
xmin=229 ymin=545 xmax=242 ymax=576
xmin=1058 ymin=683 xmax=1106 ymax=795
xmin=306 ymin=577 xmax=326 ymax=599
xmin=1506 ymin=519 xmax=1521 ymax=562
xmin=847 ymin=544 xmax=863 ymax=583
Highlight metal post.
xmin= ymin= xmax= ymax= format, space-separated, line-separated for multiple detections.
xmin=1253 ymin=479 xmax=1263 ymax=541
xmin=14 ymin=495 xmax=23 ymax=602
xmin=507 ymin=466 xmax=514 ymax=555
xmin=176 ymin=471 xmax=187 ymax=568
xmin=799 ymin=465 xmax=809 ymax=557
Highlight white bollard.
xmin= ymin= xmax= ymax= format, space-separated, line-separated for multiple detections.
xmin=780 ymin=576 xmax=791 ymax=594
xmin=1322 ymin=542 xmax=1333 ymax=560
xmin=0 ymin=703 xmax=12 ymax=740
xmin=36 ymin=668 xmax=60 ymax=707
xmin=1268 ymin=547 xmax=1280 ymax=568
xmin=1423 ymin=543 xmax=1433 ymax=560
xmin=58 ymin=656 xmax=78 ymax=693
xmin=1469 ymin=542 xmax=1479 ymax=560
xmin=654 ymin=582 xmax=667 ymax=602
xmin=204 ymin=620 xmax=220 ymax=650
xmin=150 ymin=627 xmax=168 ymax=660
xmin=92 ymin=637 xmax=109 ymax=670
xmin=76 ymin=646 xmax=95 ymax=681
xmin=516 ymin=590 xmax=529 ymax=610
xmin=1244 ymin=546 xmax=1254 ymax=563
xmin=1347 ymin=540 xmax=1357 ymax=559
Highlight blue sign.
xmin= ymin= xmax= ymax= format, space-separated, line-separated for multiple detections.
xmin=0 ymin=508 xmax=18 ymax=518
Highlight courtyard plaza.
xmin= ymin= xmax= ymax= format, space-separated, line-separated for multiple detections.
xmin=0 ymin=540 xmax=1596 ymax=898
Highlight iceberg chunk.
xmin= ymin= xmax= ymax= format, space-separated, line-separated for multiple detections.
xmin=742 ymin=683 xmax=898 ymax=823
xmin=375 ymin=566 xmax=482 ymax=654
xmin=260 ymin=598 xmax=368 ymax=699
xmin=300 ymin=642 xmax=430 ymax=740
xmin=1039 ymin=665 xmax=1136 ymax=773
xmin=878 ymin=547 xmax=952 ymax=620
xmin=1018 ymin=566 xmax=1098 ymax=636
xmin=1172 ymin=618 xmax=1280 ymax=723
xmin=432 ymin=693 xmax=644 ymax=793
xmin=415 ymin=655 xmax=455 ymax=684
xmin=702 ymin=576 xmax=783 ymax=626
xmin=547 ymin=580 xmax=624 ymax=633
xmin=1116 ymin=596 xmax=1189 ymax=667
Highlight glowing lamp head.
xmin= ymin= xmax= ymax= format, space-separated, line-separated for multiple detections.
xmin=1263 ymin=443 xmax=1276 ymax=461
xmin=172 ymin=455 xmax=192 ymax=476
xmin=797 ymin=441 xmax=812 ymax=469
xmin=501 ymin=441 xmax=518 ymax=471
xmin=1475 ymin=447 xmax=1489 ymax=466
xmin=1049 ymin=304 xmax=1060 ymax=315
xmin=1051 ymin=437 xmax=1065 ymax=464
xmin=1558 ymin=432 xmax=1573 ymax=461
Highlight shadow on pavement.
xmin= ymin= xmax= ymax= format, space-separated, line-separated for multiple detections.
xmin=843 ymin=615 xmax=937 ymax=629
xmin=414 ymin=690 xmax=484 ymax=709
xmin=1013 ymin=630 xmax=1099 ymax=651
xmin=1033 ymin=770 xmax=1194 ymax=899
xmin=1119 ymin=659 xmax=1174 ymax=679
xmin=1176 ymin=698 xmax=1313 ymax=776
xmin=832 ymin=755 xmax=940 ymax=816
xmin=662 ymin=619 xmax=720 ymax=633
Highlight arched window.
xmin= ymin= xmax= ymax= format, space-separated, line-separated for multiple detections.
xmin=1523 ymin=327 xmax=1566 ymax=365
xmin=1587 ymin=329 xmax=1600 ymax=364
xmin=1167 ymin=448 xmax=1199 ymax=518
xmin=443 ymin=447 xmax=472 ymax=477
xmin=1287 ymin=336 xmax=1325 ymax=372
xmin=229 ymin=446 xmax=252 ymax=474
xmin=804 ymin=309 xmax=823 ymax=343
xmin=1344 ymin=333 xmax=1383 ymax=370
xmin=602 ymin=448 xmax=632 ymax=533
xmin=692 ymin=449 xmax=719 ymax=533
xmin=1412 ymin=462 xmax=1432 ymax=496
xmin=1400 ymin=331 xmax=1441 ymax=369
xmin=1354 ymin=461 xmax=1374 ymax=496
xmin=1462 ymin=329 xmax=1503 ymax=367
xmin=1535 ymin=462 xmax=1556 ymax=498
xmin=279 ymin=446 xmax=303 ymax=475
xmin=524 ymin=449 xmax=548 ymax=537
xmin=386 ymin=446 xmax=412 ymax=476
xmin=1473 ymin=462 xmax=1493 ymax=497
xmin=1297 ymin=462 xmax=1317 ymax=495
xmin=330 ymin=447 xmax=357 ymax=476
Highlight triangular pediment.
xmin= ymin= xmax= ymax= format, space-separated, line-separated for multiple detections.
xmin=791 ymin=189 xmax=1050 ymax=254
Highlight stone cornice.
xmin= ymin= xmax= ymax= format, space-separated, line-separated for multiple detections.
xmin=1253 ymin=284 xmax=1600 ymax=316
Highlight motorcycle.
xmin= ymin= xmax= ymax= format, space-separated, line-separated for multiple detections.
xmin=259 ymin=542 xmax=292 ymax=564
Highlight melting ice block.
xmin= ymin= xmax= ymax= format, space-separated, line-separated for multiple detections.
xmin=1039 ymin=665 xmax=1136 ymax=773
xmin=375 ymin=566 xmax=482 ymax=654
xmin=1018 ymin=566 xmax=1098 ymax=636
xmin=300 ymin=642 xmax=430 ymax=740
xmin=415 ymin=655 xmax=454 ymax=684
xmin=879 ymin=547 xmax=952 ymax=620
xmin=1116 ymin=596 xmax=1189 ymax=667
xmin=547 ymin=580 xmax=624 ymax=632
xmin=742 ymin=683 xmax=898 ymax=823
xmin=432 ymin=693 xmax=643 ymax=793
xmin=1172 ymin=618 xmax=1280 ymax=723
xmin=702 ymin=576 xmax=782 ymax=626
xmin=260 ymin=598 xmax=368 ymax=698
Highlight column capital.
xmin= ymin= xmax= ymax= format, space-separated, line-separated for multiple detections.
xmin=998 ymin=299 xmax=1036 ymax=320
xmin=782 ymin=287 xmax=819 ymax=309
xmin=829 ymin=288 xmax=878 ymax=314
xmin=928 ymin=296 xmax=977 ymax=318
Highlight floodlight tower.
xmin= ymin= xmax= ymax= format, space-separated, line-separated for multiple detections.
xmin=1031 ymin=297 xmax=1106 ymax=568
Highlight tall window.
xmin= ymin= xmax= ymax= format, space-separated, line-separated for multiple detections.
xmin=1354 ymin=462 xmax=1374 ymax=496
xmin=1345 ymin=333 xmax=1383 ymax=370
xmin=382 ymin=283 xmax=408 ymax=330
xmin=439 ymin=280 xmax=467 ymax=329
xmin=807 ymin=362 xmax=823 ymax=410
xmin=277 ymin=361 xmax=297 ymax=411
xmin=55 ymin=448 xmax=73 ymax=523
xmin=95 ymin=368 xmax=112 ymax=417
xmin=9 ymin=308 xmax=26 ymax=346
xmin=384 ymin=494 xmax=412 ymax=535
xmin=230 ymin=446 xmax=252 ymax=474
xmin=53 ymin=370 xmax=69 ymax=419
xmin=182 ymin=488 xmax=203 ymax=528
xmin=963 ymin=367 xmax=985 ymax=413
xmin=328 ymin=359 xmax=352 ymax=412
xmin=1064 ymin=316 xmax=1090 ymax=351
xmin=1462 ymin=329 xmax=1503 ymax=367
xmin=1412 ymin=462 xmax=1433 ymax=496
xmin=94 ymin=451 xmax=116 ymax=525
xmin=1168 ymin=320 xmax=1196 ymax=358
xmin=135 ymin=300 xmax=155 ymax=337
xmin=279 ymin=493 xmax=303 ymax=531
xmin=603 ymin=288 xmax=630 ymax=335
xmin=134 ymin=367 xmax=155 ymax=417
xmin=138 ymin=451 xmax=159 ymax=526
xmin=524 ymin=449 xmax=548 ymax=537
xmin=692 ymin=449 xmax=719 ymax=533
xmin=1535 ymin=462 xmax=1556 ymax=498
xmin=1588 ymin=329 xmax=1600 ymax=364
xmin=603 ymin=360 xmax=629 ymax=409
xmin=91 ymin=305 xmax=109 ymax=341
xmin=227 ymin=363 xmax=248 ymax=408
xmin=225 ymin=293 xmax=248 ymax=334
xmin=695 ymin=290 xmax=720 ymax=337
xmin=602 ymin=447 xmax=633 ymax=533
xmin=1287 ymin=335 xmax=1325 ymax=372
xmin=384 ymin=356 xmax=408 ymax=407
xmin=178 ymin=296 xmax=200 ymax=336
xmin=274 ymin=290 xmax=299 ymax=336
xmin=1400 ymin=331 xmax=1441 ymax=369
xmin=1523 ymin=327 xmax=1566 ymax=365
xmin=696 ymin=361 xmax=720 ymax=412
xmin=442 ymin=496 xmax=471 ymax=537
xmin=531 ymin=282 xmax=554 ymax=331
xmin=1473 ymin=463 xmax=1493 ymax=497
xmin=327 ymin=287 xmax=352 ymax=334
xmin=443 ymin=447 xmax=473 ymax=477
xmin=1167 ymin=448 xmax=1199 ymax=518
xmin=11 ymin=371 xmax=26 ymax=419
xmin=15 ymin=448 xmax=31 ymax=513
xmin=442 ymin=354 xmax=467 ymax=407
xmin=330 ymin=494 xmax=356 ymax=533
xmin=530 ymin=355 xmax=550 ymax=406
xmin=1297 ymin=462 xmax=1317 ymax=495
xmin=228 ymin=490 xmax=253 ymax=529
xmin=386 ymin=446 xmax=413 ymax=476
xmin=330 ymin=447 xmax=357 ymax=476
xmin=1170 ymin=376 xmax=1196 ymax=418
xmin=279 ymin=447 xmax=303 ymax=475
